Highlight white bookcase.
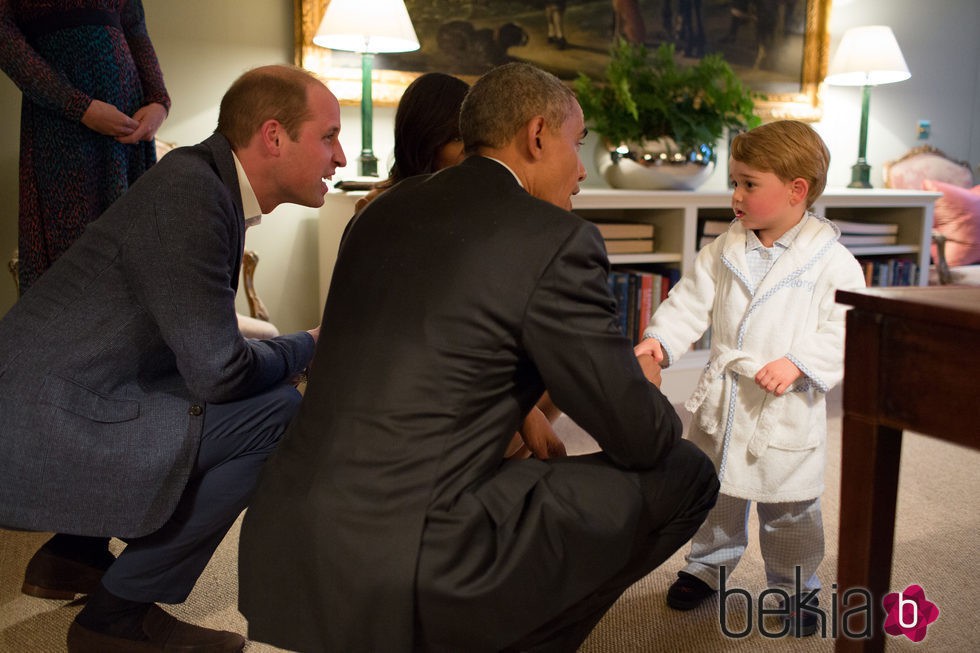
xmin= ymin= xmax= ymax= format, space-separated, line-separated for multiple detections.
xmin=571 ymin=187 xmax=939 ymax=282
xmin=319 ymin=187 xmax=940 ymax=402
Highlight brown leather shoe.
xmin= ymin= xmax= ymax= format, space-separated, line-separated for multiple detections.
xmin=22 ymin=547 xmax=112 ymax=600
xmin=67 ymin=605 xmax=246 ymax=652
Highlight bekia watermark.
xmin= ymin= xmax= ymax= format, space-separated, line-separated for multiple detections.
xmin=883 ymin=584 xmax=940 ymax=642
xmin=717 ymin=566 xmax=940 ymax=641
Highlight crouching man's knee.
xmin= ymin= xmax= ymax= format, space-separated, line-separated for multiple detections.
xmin=639 ymin=439 xmax=719 ymax=530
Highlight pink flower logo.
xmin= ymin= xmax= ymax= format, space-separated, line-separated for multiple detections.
xmin=882 ymin=584 xmax=939 ymax=642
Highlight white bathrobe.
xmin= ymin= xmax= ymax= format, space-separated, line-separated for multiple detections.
xmin=644 ymin=213 xmax=867 ymax=502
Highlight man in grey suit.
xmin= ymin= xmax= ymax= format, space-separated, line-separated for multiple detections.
xmin=239 ymin=62 xmax=719 ymax=652
xmin=0 ymin=64 xmax=346 ymax=652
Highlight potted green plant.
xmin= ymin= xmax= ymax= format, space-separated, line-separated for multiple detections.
xmin=574 ymin=39 xmax=762 ymax=190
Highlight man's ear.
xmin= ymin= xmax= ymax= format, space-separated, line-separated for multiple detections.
xmin=259 ymin=119 xmax=283 ymax=155
xmin=526 ymin=116 xmax=547 ymax=161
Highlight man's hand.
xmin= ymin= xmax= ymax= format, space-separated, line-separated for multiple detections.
xmin=754 ymin=357 xmax=802 ymax=396
xmin=510 ymin=406 xmax=566 ymax=460
xmin=288 ymin=325 xmax=321 ymax=386
xmin=636 ymin=351 xmax=663 ymax=388
xmin=306 ymin=325 xmax=321 ymax=344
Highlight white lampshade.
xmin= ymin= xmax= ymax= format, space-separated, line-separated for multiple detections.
xmin=825 ymin=25 xmax=911 ymax=86
xmin=313 ymin=0 xmax=420 ymax=54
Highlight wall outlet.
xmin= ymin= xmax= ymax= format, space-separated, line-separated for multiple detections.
xmin=917 ymin=120 xmax=931 ymax=140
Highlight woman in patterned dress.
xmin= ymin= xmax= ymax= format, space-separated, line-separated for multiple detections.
xmin=0 ymin=0 xmax=170 ymax=292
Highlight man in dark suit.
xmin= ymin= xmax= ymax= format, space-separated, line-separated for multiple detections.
xmin=239 ymin=62 xmax=719 ymax=652
xmin=0 ymin=64 xmax=346 ymax=652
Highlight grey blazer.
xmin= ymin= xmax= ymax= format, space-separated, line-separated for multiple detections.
xmin=0 ymin=133 xmax=314 ymax=538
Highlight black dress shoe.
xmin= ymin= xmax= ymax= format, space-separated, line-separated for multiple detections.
xmin=67 ymin=605 xmax=246 ymax=652
xmin=666 ymin=571 xmax=717 ymax=610
xmin=781 ymin=594 xmax=821 ymax=637
xmin=22 ymin=546 xmax=114 ymax=600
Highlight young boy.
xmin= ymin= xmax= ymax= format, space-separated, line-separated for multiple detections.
xmin=635 ymin=120 xmax=867 ymax=636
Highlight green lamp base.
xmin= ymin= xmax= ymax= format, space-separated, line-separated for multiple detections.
xmin=848 ymin=161 xmax=872 ymax=189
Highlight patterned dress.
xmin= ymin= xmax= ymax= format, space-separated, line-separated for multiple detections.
xmin=0 ymin=0 xmax=170 ymax=291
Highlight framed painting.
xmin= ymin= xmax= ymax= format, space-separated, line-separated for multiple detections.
xmin=295 ymin=0 xmax=831 ymax=120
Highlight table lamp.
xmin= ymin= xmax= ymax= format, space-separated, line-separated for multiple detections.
xmin=825 ymin=25 xmax=910 ymax=188
xmin=314 ymin=0 xmax=420 ymax=177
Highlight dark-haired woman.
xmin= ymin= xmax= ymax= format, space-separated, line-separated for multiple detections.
xmin=355 ymin=71 xmax=469 ymax=212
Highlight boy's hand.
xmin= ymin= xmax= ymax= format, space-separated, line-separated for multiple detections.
xmin=634 ymin=336 xmax=664 ymax=364
xmin=755 ymin=357 xmax=802 ymax=396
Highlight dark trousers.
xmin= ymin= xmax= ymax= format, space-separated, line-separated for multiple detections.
xmin=418 ymin=438 xmax=719 ymax=653
xmin=100 ymin=384 xmax=301 ymax=603
xmin=509 ymin=439 xmax=719 ymax=652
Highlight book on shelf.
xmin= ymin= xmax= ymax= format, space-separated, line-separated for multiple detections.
xmin=831 ymin=219 xmax=899 ymax=235
xmin=609 ymin=272 xmax=631 ymax=340
xmin=700 ymin=219 xmax=733 ymax=237
xmin=619 ymin=269 xmax=658 ymax=343
xmin=604 ymin=238 xmax=656 ymax=254
xmin=608 ymin=267 xmax=678 ymax=344
xmin=625 ymin=274 xmax=637 ymax=343
xmin=633 ymin=271 xmax=654 ymax=343
xmin=838 ymin=233 xmax=899 ymax=246
xmin=594 ymin=221 xmax=655 ymax=240
xmin=647 ymin=264 xmax=680 ymax=302
xmin=855 ymin=256 xmax=919 ymax=287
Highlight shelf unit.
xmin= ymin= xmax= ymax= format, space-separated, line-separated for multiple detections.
xmin=571 ymin=187 xmax=940 ymax=282
xmin=319 ymin=187 xmax=940 ymax=402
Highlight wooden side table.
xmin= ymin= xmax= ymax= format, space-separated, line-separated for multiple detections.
xmin=834 ymin=286 xmax=980 ymax=652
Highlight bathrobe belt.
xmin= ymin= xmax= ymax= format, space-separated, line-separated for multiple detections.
xmin=684 ymin=348 xmax=781 ymax=458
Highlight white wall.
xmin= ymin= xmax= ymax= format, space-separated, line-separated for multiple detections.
xmin=2 ymin=0 xmax=979 ymax=326
xmin=816 ymin=0 xmax=980 ymax=189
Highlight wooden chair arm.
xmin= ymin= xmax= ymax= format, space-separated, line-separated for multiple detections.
xmin=932 ymin=231 xmax=953 ymax=285
xmin=242 ymin=249 xmax=271 ymax=321
xmin=8 ymin=249 xmax=19 ymax=297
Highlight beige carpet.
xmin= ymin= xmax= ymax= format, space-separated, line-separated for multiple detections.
xmin=2 ymin=401 xmax=978 ymax=652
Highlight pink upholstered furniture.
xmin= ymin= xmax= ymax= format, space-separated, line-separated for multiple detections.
xmin=883 ymin=146 xmax=980 ymax=285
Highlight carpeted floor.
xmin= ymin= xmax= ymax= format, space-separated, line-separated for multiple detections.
xmin=2 ymin=401 xmax=977 ymax=652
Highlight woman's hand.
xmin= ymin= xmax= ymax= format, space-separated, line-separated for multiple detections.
xmin=81 ymin=99 xmax=139 ymax=138
xmin=116 ymin=102 xmax=168 ymax=144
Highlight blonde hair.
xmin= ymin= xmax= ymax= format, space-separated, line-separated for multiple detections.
xmin=730 ymin=120 xmax=830 ymax=207
xmin=460 ymin=62 xmax=577 ymax=154
xmin=217 ymin=65 xmax=323 ymax=148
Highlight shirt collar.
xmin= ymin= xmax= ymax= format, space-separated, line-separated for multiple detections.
xmin=233 ymin=152 xmax=262 ymax=229
xmin=745 ymin=213 xmax=807 ymax=251
xmin=482 ymin=156 xmax=524 ymax=188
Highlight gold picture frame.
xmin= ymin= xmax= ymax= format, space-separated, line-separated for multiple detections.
xmin=295 ymin=0 xmax=831 ymax=121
